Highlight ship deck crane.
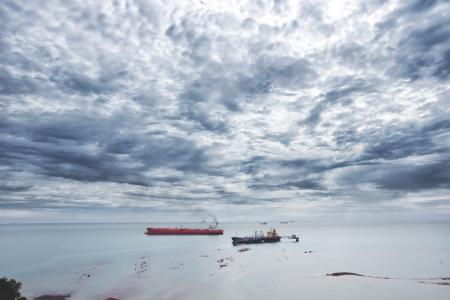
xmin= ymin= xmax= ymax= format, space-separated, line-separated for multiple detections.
xmin=280 ymin=234 xmax=300 ymax=242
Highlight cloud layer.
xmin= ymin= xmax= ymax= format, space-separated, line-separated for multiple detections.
xmin=1 ymin=0 xmax=449 ymax=221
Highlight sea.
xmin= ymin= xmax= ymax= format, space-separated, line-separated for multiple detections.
xmin=1 ymin=221 xmax=449 ymax=300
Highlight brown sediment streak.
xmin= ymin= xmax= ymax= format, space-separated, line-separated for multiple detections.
xmin=418 ymin=281 xmax=450 ymax=286
xmin=326 ymin=272 xmax=364 ymax=277
xmin=326 ymin=272 xmax=450 ymax=285
xmin=327 ymin=272 xmax=391 ymax=279
xmin=34 ymin=295 xmax=71 ymax=300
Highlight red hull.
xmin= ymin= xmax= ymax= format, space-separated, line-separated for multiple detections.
xmin=146 ymin=227 xmax=223 ymax=235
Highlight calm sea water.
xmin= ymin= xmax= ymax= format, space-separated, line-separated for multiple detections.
xmin=1 ymin=221 xmax=449 ymax=300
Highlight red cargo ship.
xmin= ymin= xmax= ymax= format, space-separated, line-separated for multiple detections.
xmin=146 ymin=227 xmax=223 ymax=235
xmin=145 ymin=222 xmax=223 ymax=235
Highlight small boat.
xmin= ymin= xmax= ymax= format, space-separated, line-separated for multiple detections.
xmin=231 ymin=228 xmax=299 ymax=245
xmin=280 ymin=221 xmax=289 ymax=224
xmin=260 ymin=222 xmax=268 ymax=225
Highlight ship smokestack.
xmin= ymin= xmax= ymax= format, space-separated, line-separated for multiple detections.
xmin=194 ymin=209 xmax=219 ymax=228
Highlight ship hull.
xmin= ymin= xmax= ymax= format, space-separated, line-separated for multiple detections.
xmin=146 ymin=228 xmax=223 ymax=235
xmin=232 ymin=236 xmax=281 ymax=245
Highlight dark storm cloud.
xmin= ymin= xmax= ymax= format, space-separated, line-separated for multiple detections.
xmin=0 ymin=69 xmax=39 ymax=95
xmin=0 ymin=110 xmax=210 ymax=187
xmin=248 ymin=56 xmax=316 ymax=91
xmin=243 ymin=155 xmax=377 ymax=178
xmin=403 ymin=22 xmax=450 ymax=52
xmin=336 ymin=158 xmax=450 ymax=192
xmin=406 ymin=0 xmax=440 ymax=13
xmin=394 ymin=21 xmax=450 ymax=81
xmin=326 ymin=117 xmax=450 ymax=192
xmin=362 ymin=118 xmax=450 ymax=161
xmin=180 ymin=107 xmax=229 ymax=132
xmin=375 ymin=160 xmax=450 ymax=191
xmin=31 ymin=114 xmax=107 ymax=142
xmin=375 ymin=0 xmax=440 ymax=33
xmin=242 ymin=156 xmax=353 ymax=193
xmin=177 ymin=54 xmax=316 ymax=131
xmin=361 ymin=116 xmax=450 ymax=160
xmin=432 ymin=48 xmax=450 ymax=80
xmin=333 ymin=42 xmax=368 ymax=68
xmin=125 ymin=191 xmax=214 ymax=202
xmin=53 ymin=71 xmax=120 ymax=95
xmin=249 ymin=179 xmax=323 ymax=191
xmin=303 ymin=76 xmax=379 ymax=127
xmin=378 ymin=0 xmax=450 ymax=81
xmin=244 ymin=112 xmax=450 ymax=193
xmin=0 ymin=184 xmax=32 ymax=192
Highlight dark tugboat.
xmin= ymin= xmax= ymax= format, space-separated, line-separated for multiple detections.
xmin=232 ymin=228 xmax=299 ymax=245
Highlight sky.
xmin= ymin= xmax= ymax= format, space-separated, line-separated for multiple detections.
xmin=0 ymin=0 xmax=449 ymax=223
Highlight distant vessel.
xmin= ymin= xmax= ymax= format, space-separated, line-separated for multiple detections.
xmin=146 ymin=221 xmax=223 ymax=235
xmin=260 ymin=222 xmax=268 ymax=225
xmin=232 ymin=228 xmax=299 ymax=245
xmin=280 ymin=221 xmax=289 ymax=224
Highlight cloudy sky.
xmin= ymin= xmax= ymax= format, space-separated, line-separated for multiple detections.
xmin=1 ymin=0 xmax=449 ymax=222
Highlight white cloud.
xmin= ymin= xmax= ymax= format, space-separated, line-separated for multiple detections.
xmin=0 ymin=0 xmax=449 ymax=221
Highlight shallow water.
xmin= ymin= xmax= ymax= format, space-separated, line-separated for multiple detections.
xmin=1 ymin=221 xmax=449 ymax=300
